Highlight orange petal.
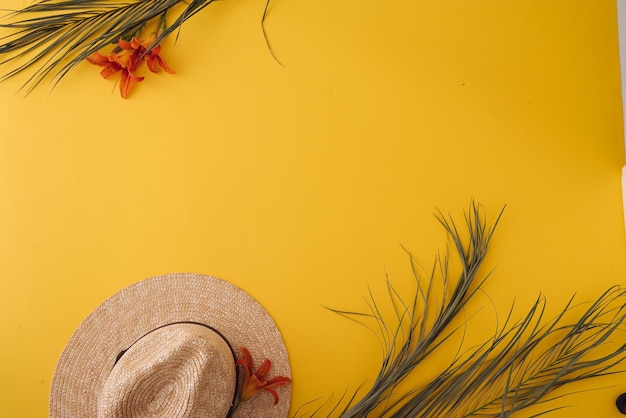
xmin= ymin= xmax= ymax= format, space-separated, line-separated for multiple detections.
xmin=86 ymin=52 xmax=109 ymax=66
xmin=147 ymin=52 xmax=175 ymax=74
xmin=130 ymin=37 xmax=144 ymax=50
xmin=146 ymin=55 xmax=159 ymax=73
xmin=264 ymin=387 xmax=281 ymax=404
xmin=255 ymin=359 xmax=272 ymax=380
xmin=266 ymin=376 xmax=292 ymax=387
xmin=118 ymin=38 xmax=133 ymax=50
xmin=240 ymin=374 xmax=266 ymax=401
xmin=100 ymin=64 xmax=121 ymax=79
xmin=237 ymin=347 xmax=254 ymax=373
xmin=119 ymin=70 xmax=144 ymax=99
xmin=158 ymin=56 xmax=176 ymax=74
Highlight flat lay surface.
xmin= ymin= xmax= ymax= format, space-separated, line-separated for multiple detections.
xmin=0 ymin=0 xmax=625 ymax=416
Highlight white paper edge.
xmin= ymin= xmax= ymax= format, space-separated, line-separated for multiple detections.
xmin=618 ymin=0 xmax=626 ymax=232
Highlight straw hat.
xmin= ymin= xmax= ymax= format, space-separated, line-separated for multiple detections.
xmin=49 ymin=273 xmax=291 ymax=417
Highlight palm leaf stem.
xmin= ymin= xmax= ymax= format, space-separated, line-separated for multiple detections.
xmin=387 ymin=287 xmax=626 ymax=417
xmin=0 ymin=0 xmax=218 ymax=92
xmin=335 ymin=203 xmax=504 ymax=417
xmin=314 ymin=203 xmax=626 ymax=418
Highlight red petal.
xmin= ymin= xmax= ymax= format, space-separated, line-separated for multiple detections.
xmin=119 ymin=71 xmax=132 ymax=99
xmin=157 ymin=56 xmax=176 ymax=74
xmin=146 ymin=55 xmax=159 ymax=73
xmin=128 ymin=50 xmax=144 ymax=72
xmin=118 ymin=38 xmax=133 ymax=50
xmin=130 ymin=37 xmax=144 ymax=50
xmin=130 ymin=73 xmax=144 ymax=83
xmin=237 ymin=347 xmax=254 ymax=374
xmin=119 ymin=72 xmax=130 ymax=99
xmin=147 ymin=52 xmax=175 ymax=74
xmin=119 ymin=70 xmax=144 ymax=99
xmin=263 ymin=387 xmax=281 ymax=404
xmin=86 ymin=52 xmax=108 ymax=66
xmin=255 ymin=359 xmax=272 ymax=380
xmin=266 ymin=375 xmax=292 ymax=388
xmin=110 ymin=51 xmax=131 ymax=68
xmin=100 ymin=62 xmax=122 ymax=79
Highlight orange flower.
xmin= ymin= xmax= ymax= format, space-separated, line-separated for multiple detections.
xmin=124 ymin=35 xmax=175 ymax=75
xmin=236 ymin=347 xmax=292 ymax=405
xmin=86 ymin=34 xmax=174 ymax=99
xmin=86 ymin=41 xmax=144 ymax=99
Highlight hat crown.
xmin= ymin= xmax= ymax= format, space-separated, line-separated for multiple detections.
xmin=96 ymin=323 xmax=237 ymax=418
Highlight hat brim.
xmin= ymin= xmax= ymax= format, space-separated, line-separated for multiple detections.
xmin=49 ymin=273 xmax=291 ymax=417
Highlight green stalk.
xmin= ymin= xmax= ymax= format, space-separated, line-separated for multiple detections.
xmin=307 ymin=202 xmax=626 ymax=418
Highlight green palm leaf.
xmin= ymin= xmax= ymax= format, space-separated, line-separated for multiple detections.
xmin=304 ymin=202 xmax=626 ymax=417
xmin=0 ymin=0 xmax=216 ymax=93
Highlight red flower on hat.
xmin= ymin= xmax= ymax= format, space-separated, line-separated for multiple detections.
xmin=236 ymin=346 xmax=292 ymax=405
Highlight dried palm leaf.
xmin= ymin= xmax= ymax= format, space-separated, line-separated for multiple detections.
xmin=0 ymin=0 xmax=275 ymax=93
xmin=302 ymin=202 xmax=626 ymax=417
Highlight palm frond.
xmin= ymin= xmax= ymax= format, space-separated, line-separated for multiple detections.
xmin=389 ymin=286 xmax=626 ymax=417
xmin=0 ymin=0 xmax=217 ymax=93
xmin=325 ymin=201 xmax=504 ymax=417
xmin=301 ymin=202 xmax=626 ymax=417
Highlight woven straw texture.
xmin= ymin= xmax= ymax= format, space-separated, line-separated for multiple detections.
xmin=49 ymin=273 xmax=291 ymax=417
xmin=97 ymin=323 xmax=237 ymax=417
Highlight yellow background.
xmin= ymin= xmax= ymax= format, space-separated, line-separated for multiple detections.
xmin=1 ymin=0 xmax=625 ymax=416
